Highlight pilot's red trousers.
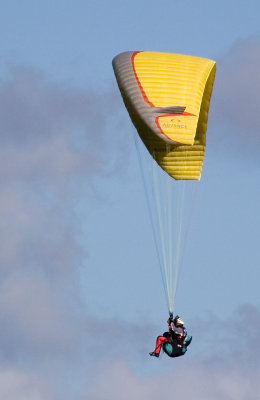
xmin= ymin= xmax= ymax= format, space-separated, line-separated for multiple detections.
xmin=154 ymin=336 xmax=168 ymax=355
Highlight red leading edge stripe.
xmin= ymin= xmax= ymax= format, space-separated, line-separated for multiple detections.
xmin=131 ymin=51 xmax=155 ymax=107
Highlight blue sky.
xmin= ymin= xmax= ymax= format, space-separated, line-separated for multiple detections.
xmin=0 ymin=1 xmax=259 ymax=399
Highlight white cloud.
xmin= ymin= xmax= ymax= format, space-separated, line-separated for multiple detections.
xmin=0 ymin=64 xmax=131 ymax=398
xmin=84 ymin=356 xmax=260 ymax=400
xmin=0 ymin=368 xmax=56 ymax=400
xmin=215 ymin=37 xmax=260 ymax=131
xmin=0 ymin=65 xmax=128 ymax=184
xmin=212 ymin=37 xmax=260 ymax=161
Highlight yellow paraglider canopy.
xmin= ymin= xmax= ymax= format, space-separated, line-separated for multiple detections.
xmin=113 ymin=51 xmax=216 ymax=180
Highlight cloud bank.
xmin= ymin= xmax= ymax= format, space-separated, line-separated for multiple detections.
xmin=211 ymin=37 xmax=260 ymax=162
xmin=0 ymin=64 xmax=129 ymax=399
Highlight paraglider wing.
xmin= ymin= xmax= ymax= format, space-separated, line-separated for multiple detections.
xmin=112 ymin=51 xmax=216 ymax=180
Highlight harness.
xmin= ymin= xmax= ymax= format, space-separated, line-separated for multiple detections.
xmin=162 ymin=325 xmax=187 ymax=358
